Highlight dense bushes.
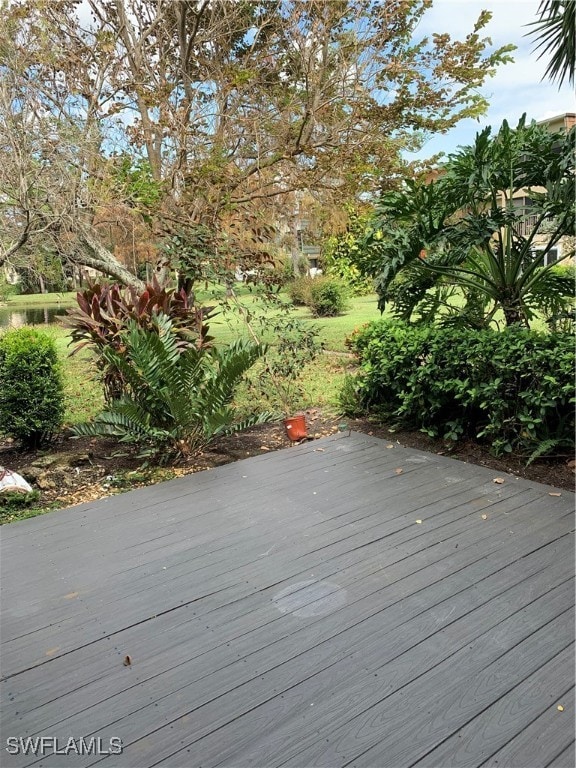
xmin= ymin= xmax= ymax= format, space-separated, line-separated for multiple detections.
xmin=288 ymin=276 xmax=349 ymax=316
xmin=0 ymin=328 xmax=64 ymax=448
xmin=346 ymin=319 xmax=575 ymax=459
xmin=287 ymin=276 xmax=312 ymax=306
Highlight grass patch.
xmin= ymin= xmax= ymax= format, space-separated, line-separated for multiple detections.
xmin=0 ymin=491 xmax=57 ymax=525
xmin=30 ymin=325 xmax=104 ymax=424
xmin=208 ymin=292 xmax=382 ymax=351
xmin=234 ymin=352 xmax=356 ymax=418
xmin=15 ymin=293 xmax=382 ymax=427
xmin=2 ymin=291 xmax=77 ymax=307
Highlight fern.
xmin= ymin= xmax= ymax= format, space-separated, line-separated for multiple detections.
xmin=73 ymin=314 xmax=273 ymax=461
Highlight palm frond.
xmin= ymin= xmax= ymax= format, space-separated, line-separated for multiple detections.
xmin=526 ymin=0 xmax=575 ymax=87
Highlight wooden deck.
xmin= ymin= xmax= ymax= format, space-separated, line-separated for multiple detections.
xmin=0 ymin=432 xmax=574 ymax=768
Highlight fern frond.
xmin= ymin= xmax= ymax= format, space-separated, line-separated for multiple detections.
xmin=526 ymin=437 xmax=564 ymax=465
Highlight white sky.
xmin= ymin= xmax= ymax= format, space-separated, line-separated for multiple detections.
xmin=409 ymin=0 xmax=576 ymax=160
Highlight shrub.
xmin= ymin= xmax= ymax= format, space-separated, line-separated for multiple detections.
xmin=530 ymin=263 xmax=575 ymax=332
xmin=288 ymin=275 xmax=349 ymax=315
xmin=0 ymin=279 xmax=20 ymax=300
xmin=308 ymin=276 xmax=349 ymax=316
xmin=73 ymin=314 xmax=273 ymax=461
xmin=0 ymin=328 xmax=64 ymax=448
xmin=288 ymin=276 xmax=313 ymax=306
xmin=347 ymin=319 xmax=575 ymax=459
xmin=60 ymin=279 xmax=215 ymax=401
xmin=255 ymin=317 xmax=323 ymax=416
xmin=338 ymin=374 xmax=366 ymax=417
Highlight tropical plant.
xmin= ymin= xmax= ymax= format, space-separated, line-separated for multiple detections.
xmin=530 ymin=263 xmax=576 ymax=331
xmin=61 ymin=279 xmax=215 ymax=400
xmin=364 ymin=116 xmax=575 ymax=327
xmin=526 ymin=0 xmax=575 ymax=87
xmin=73 ymin=314 xmax=272 ymax=461
xmin=0 ymin=328 xmax=64 ymax=448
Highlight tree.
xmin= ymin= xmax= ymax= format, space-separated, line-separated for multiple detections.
xmin=322 ymin=206 xmax=376 ymax=295
xmin=0 ymin=5 xmax=148 ymax=288
xmin=526 ymin=0 xmax=575 ymax=88
xmin=0 ymin=0 xmax=513 ymax=290
xmin=363 ymin=116 xmax=575 ymax=327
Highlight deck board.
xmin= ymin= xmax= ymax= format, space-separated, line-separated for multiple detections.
xmin=1 ymin=432 xmax=573 ymax=768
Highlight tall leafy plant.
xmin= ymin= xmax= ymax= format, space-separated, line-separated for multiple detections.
xmin=73 ymin=314 xmax=272 ymax=461
xmin=61 ymin=279 xmax=215 ymax=400
xmin=526 ymin=0 xmax=575 ymax=88
xmin=323 ymin=208 xmax=376 ymax=296
xmin=364 ymin=116 xmax=575 ymax=328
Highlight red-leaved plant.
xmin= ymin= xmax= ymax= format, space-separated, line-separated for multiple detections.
xmin=60 ymin=278 xmax=216 ymax=401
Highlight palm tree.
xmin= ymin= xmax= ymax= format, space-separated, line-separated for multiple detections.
xmin=526 ymin=0 xmax=575 ymax=88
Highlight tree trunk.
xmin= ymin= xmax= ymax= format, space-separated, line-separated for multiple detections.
xmin=75 ymin=225 xmax=145 ymax=290
xmin=153 ymin=256 xmax=172 ymax=288
xmin=503 ymin=306 xmax=525 ymax=326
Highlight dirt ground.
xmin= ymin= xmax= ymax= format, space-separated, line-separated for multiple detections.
xmin=0 ymin=409 xmax=573 ymax=521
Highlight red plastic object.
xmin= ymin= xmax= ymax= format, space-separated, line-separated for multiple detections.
xmin=283 ymin=414 xmax=307 ymax=441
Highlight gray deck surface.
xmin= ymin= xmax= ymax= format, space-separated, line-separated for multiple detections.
xmin=0 ymin=431 xmax=574 ymax=768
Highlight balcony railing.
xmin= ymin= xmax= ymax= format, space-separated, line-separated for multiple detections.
xmin=514 ymin=214 xmax=540 ymax=236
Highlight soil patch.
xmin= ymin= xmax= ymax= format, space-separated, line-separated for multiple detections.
xmin=0 ymin=410 xmax=573 ymax=522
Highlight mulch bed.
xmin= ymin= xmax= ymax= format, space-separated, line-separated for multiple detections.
xmin=0 ymin=410 xmax=573 ymax=520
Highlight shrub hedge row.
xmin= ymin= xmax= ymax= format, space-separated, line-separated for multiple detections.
xmin=345 ymin=319 xmax=575 ymax=459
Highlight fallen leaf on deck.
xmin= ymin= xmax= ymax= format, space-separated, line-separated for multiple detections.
xmin=386 ymin=444 xmax=394 ymax=449
xmin=493 ymin=478 xmax=505 ymax=484
xmin=481 ymin=514 xmax=488 ymax=520
xmin=394 ymin=468 xmax=403 ymax=475
xmin=64 ymin=592 xmax=79 ymax=600
xmin=123 ymin=655 xmax=132 ymax=667
xmin=45 ymin=647 xmax=60 ymax=657
xmin=415 ymin=519 xmax=422 ymax=525
xmin=314 ymin=448 xmax=325 ymax=452
xmin=548 ymin=492 xmax=562 ymax=497
xmin=557 ymin=704 xmax=564 ymax=712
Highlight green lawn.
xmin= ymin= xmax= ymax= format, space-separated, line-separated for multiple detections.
xmin=38 ymin=325 xmax=105 ymax=425
xmin=34 ymin=293 xmax=382 ymax=424
xmin=207 ymin=292 xmax=382 ymax=350
xmin=2 ymin=291 xmax=77 ymax=307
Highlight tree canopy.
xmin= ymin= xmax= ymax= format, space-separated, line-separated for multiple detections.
xmin=0 ymin=0 xmax=513 ymax=290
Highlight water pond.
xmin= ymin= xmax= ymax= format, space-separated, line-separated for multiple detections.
xmin=0 ymin=305 xmax=68 ymax=329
